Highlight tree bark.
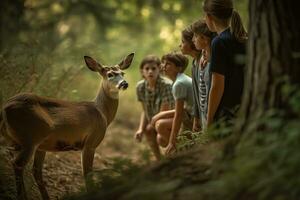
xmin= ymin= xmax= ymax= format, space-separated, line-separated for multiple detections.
xmin=238 ymin=0 xmax=300 ymax=134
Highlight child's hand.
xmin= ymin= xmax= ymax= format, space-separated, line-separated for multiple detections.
xmin=134 ymin=130 xmax=143 ymax=142
xmin=165 ymin=142 xmax=176 ymax=155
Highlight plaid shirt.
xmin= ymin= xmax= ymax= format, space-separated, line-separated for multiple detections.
xmin=136 ymin=76 xmax=174 ymax=121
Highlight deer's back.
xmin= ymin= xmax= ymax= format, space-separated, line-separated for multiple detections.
xmin=3 ymin=93 xmax=106 ymax=149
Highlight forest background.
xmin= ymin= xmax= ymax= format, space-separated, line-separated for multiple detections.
xmin=8 ymin=0 xmax=300 ymax=199
xmin=0 ymin=0 xmax=248 ymax=114
xmin=0 ymin=0 xmax=247 ymax=170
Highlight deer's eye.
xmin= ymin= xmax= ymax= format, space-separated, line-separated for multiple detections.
xmin=107 ymin=73 xmax=114 ymax=78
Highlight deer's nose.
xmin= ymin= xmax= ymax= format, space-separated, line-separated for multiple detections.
xmin=118 ymin=80 xmax=128 ymax=90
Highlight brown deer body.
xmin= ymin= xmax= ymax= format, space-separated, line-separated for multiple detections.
xmin=0 ymin=53 xmax=134 ymax=200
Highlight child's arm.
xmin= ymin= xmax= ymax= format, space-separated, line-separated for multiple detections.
xmin=165 ymin=99 xmax=184 ymax=155
xmin=135 ymin=104 xmax=147 ymax=142
xmin=151 ymin=109 xmax=175 ymax=127
xmin=207 ymin=72 xmax=225 ymax=126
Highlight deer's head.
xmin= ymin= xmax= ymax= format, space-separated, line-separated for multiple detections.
xmin=84 ymin=53 xmax=134 ymax=91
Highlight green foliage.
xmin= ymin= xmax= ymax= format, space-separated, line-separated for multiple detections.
xmin=0 ymin=0 xmax=215 ymax=104
xmin=93 ymin=157 xmax=142 ymax=189
xmin=0 ymin=44 xmax=83 ymax=103
xmin=0 ymin=0 xmax=249 ymax=104
xmin=64 ymin=157 xmax=144 ymax=200
xmin=176 ymin=120 xmax=236 ymax=152
xmin=195 ymin=86 xmax=300 ymax=200
xmin=176 ymin=130 xmax=211 ymax=151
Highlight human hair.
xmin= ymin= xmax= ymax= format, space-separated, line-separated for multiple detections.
xmin=139 ymin=55 xmax=161 ymax=70
xmin=191 ymin=19 xmax=216 ymax=40
xmin=181 ymin=26 xmax=199 ymax=52
xmin=203 ymin=0 xmax=248 ymax=42
xmin=161 ymin=52 xmax=189 ymax=72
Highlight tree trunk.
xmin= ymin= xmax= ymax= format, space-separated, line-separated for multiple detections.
xmin=238 ymin=0 xmax=300 ymax=134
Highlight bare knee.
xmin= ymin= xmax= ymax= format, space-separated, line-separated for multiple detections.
xmin=155 ymin=119 xmax=170 ymax=134
xmin=157 ymin=134 xmax=168 ymax=147
xmin=144 ymin=124 xmax=156 ymax=136
xmin=155 ymin=120 xmax=163 ymax=133
xmin=146 ymin=123 xmax=155 ymax=132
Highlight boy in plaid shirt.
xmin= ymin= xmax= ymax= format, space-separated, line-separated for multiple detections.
xmin=135 ymin=55 xmax=174 ymax=160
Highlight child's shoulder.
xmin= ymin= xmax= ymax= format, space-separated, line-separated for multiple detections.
xmin=173 ymin=74 xmax=191 ymax=87
xmin=180 ymin=73 xmax=192 ymax=82
xmin=159 ymin=76 xmax=173 ymax=86
xmin=136 ymin=79 xmax=146 ymax=89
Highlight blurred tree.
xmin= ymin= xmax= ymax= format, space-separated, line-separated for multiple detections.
xmin=0 ymin=0 xmax=25 ymax=51
xmin=1 ymin=0 xmax=204 ymax=52
xmin=236 ymin=0 xmax=300 ymax=136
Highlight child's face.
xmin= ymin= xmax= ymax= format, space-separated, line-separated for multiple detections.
xmin=192 ymin=33 xmax=209 ymax=50
xmin=179 ymin=38 xmax=193 ymax=55
xmin=141 ymin=63 xmax=160 ymax=82
xmin=161 ymin=60 xmax=179 ymax=78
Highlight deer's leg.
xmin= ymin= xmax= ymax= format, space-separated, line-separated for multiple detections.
xmin=81 ymin=129 xmax=106 ymax=191
xmin=33 ymin=150 xmax=49 ymax=200
xmin=13 ymin=146 xmax=36 ymax=200
xmin=81 ymin=146 xmax=96 ymax=190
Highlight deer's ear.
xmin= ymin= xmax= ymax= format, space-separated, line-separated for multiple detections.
xmin=118 ymin=52 xmax=135 ymax=70
xmin=84 ymin=56 xmax=104 ymax=72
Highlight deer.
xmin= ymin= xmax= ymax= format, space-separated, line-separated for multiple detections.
xmin=0 ymin=52 xmax=134 ymax=200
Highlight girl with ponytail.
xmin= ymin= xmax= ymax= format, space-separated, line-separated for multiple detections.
xmin=203 ymin=0 xmax=247 ymax=126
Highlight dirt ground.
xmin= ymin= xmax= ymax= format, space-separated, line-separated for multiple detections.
xmin=0 ymin=119 xmax=152 ymax=200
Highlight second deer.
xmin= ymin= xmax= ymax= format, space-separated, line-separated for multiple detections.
xmin=0 ymin=52 xmax=134 ymax=200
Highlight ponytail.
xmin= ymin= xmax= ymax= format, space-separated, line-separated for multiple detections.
xmin=231 ymin=10 xmax=248 ymax=42
xmin=203 ymin=0 xmax=248 ymax=42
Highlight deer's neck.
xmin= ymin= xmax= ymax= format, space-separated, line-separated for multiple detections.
xmin=95 ymin=81 xmax=119 ymax=125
